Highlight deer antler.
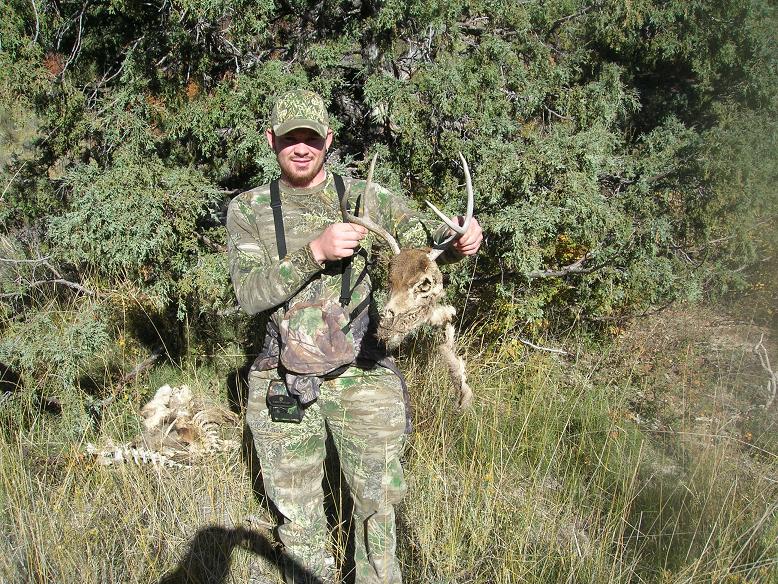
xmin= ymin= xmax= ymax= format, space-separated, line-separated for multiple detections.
xmin=340 ymin=154 xmax=402 ymax=256
xmin=426 ymin=152 xmax=474 ymax=261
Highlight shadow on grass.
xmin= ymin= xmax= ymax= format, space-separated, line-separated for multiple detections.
xmin=157 ymin=524 xmax=326 ymax=584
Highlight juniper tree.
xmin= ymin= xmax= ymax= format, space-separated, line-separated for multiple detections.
xmin=0 ymin=0 xmax=775 ymax=400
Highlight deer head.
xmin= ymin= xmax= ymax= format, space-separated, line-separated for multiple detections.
xmin=341 ymin=154 xmax=475 ymax=408
xmin=341 ymin=153 xmax=473 ymax=346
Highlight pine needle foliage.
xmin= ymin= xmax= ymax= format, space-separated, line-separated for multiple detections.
xmin=0 ymin=0 xmax=775 ymax=439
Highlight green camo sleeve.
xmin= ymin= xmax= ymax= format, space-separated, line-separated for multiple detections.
xmin=226 ymin=194 xmax=323 ymax=315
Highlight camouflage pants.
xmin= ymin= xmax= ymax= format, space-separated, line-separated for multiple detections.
xmin=246 ymin=364 xmax=407 ymax=584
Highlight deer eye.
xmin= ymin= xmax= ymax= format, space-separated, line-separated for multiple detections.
xmin=415 ymin=277 xmax=433 ymax=293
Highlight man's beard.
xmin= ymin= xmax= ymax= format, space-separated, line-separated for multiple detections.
xmin=280 ymin=157 xmax=324 ymax=187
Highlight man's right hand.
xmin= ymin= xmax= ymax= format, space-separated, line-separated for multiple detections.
xmin=309 ymin=223 xmax=368 ymax=263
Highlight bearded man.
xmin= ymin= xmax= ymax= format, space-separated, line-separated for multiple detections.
xmin=227 ymin=90 xmax=482 ymax=584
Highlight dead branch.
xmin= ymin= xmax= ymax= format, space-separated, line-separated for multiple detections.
xmin=547 ymin=2 xmax=603 ymax=38
xmin=544 ymin=106 xmax=574 ymax=122
xmin=0 ymin=278 xmax=94 ymax=297
xmin=30 ymin=0 xmax=40 ymax=45
xmin=60 ymin=1 xmax=88 ymax=78
xmin=519 ymin=338 xmax=570 ymax=356
xmin=197 ymin=233 xmax=227 ymax=253
xmin=0 ymin=256 xmax=53 ymax=265
xmin=85 ymin=35 xmax=145 ymax=103
xmin=118 ymin=346 xmax=165 ymax=388
xmin=87 ymin=347 xmax=166 ymax=418
xmin=473 ymin=253 xmax=601 ymax=286
xmin=0 ymin=256 xmax=95 ymax=297
xmin=1 ymin=163 xmax=28 ymax=203
xmin=527 ymin=253 xmax=595 ymax=279
xmin=754 ymin=333 xmax=777 ymax=408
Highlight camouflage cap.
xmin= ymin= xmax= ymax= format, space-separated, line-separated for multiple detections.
xmin=271 ymin=90 xmax=329 ymax=138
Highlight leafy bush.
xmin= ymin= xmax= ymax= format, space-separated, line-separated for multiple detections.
xmin=0 ymin=0 xmax=775 ymax=379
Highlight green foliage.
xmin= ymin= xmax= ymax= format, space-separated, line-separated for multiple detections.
xmin=0 ymin=0 xmax=776 ymax=382
xmin=0 ymin=300 xmax=110 ymax=392
xmin=50 ymin=156 xmax=219 ymax=305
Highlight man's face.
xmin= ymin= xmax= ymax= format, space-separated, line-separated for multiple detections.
xmin=266 ymin=127 xmax=333 ymax=188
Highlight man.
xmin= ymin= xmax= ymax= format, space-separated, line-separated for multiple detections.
xmin=227 ymin=89 xmax=482 ymax=584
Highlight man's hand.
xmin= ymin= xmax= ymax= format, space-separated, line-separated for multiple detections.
xmin=451 ymin=216 xmax=483 ymax=256
xmin=309 ymin=223 xmax=368 ymax=263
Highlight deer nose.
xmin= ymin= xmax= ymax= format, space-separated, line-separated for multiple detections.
xmin=384 ymin=308 xmax=395 ymax=321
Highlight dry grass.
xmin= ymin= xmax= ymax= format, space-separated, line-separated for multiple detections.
xmin=1 ymin=304 xmax=777 ymax=583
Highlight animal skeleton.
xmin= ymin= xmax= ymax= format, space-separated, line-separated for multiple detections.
xmin=86 ymin=440 xmax=187 ymax=468
xmin=87 ymin=384 xmax=240 ymax=468
xmin=342 ymin=154 xmax=475 ymax=408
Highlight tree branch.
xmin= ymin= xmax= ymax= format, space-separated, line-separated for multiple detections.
xmin=472 ymin=253 xmax=601 ymax=286
xmin=196 ymin=233 xmax=227 ymax=253
xmin=0 ymin=256 xmax=52 ymax=265
xmin=0 ymin=256 xmax=94 ymax=297
xmin=1 ymin=278 xmax=95 ymax=297
xmin=117 ymin=346 xmax=165 ymax=388
xmin=60 ymin=1 xmax=88 ymax=78
xmin=30 ymin=0 xmax=40 ymax=45
xmin=89 ymin=347 xmax=166 ymax=415
xmin=519 ymin=338 xmax=569 ymax=356
xmin=547 ymin=2 xmax=602 ymax=38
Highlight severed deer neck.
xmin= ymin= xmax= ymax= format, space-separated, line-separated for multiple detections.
xmin=341 ymin=153 xmax=474 ymax=409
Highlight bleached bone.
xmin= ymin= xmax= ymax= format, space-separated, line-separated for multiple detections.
xmin=754 ymin=333 xmax=777 ymax=408
xmin=190 ymin=410 xmax=241 ymax=455
xmin=139 ymin=383 xmax=174 ymax=430
xmin=87 ymin=384 xmax=241 ymax=468
xmin=86 ymin=442 xmax=188 ymax=469
xmin=342 ymin=154 xmax=475 ymax=409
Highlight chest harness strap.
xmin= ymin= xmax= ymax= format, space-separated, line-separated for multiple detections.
xmin=269 ymin=175 xmax=367 ymax=316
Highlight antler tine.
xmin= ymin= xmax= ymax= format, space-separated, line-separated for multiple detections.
xmin=340 ymin=154 xmax=402 ymax=256
xmin=426 ymin=152 xmax=475 ymax=258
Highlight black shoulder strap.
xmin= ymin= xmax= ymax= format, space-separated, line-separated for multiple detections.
xmin=332 ymin=174 xmax=354 ymax=308
xmin=269 ymin=179 xmax=286 ymax=260
xmin=270 ymin=175 xmax=362 ymax=311
xmin=332 ymin=173 xmax=346 ymax=206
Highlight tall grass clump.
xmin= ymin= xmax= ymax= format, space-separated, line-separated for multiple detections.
xmin=0 ymin=361 xmax=269 ymax=584
xmin=1 ymin=314 xmax=777 ymax=583
xmin=397 ymin=326 xmax=778 ymax=583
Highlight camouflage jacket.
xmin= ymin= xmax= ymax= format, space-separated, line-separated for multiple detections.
xmin=227 ymin=170 xmax=446 ymax=397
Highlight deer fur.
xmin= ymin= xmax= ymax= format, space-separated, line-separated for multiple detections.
xmin=343 ymin=155 xmax=474 ymax=409
xmin=378 ymin=249 xmax=473 ymax=409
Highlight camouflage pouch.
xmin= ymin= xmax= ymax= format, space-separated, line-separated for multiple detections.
xmin=278 ymin=298 xmax=357 ymax=375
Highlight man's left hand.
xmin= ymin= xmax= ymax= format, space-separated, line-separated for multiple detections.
xmin=451 ymin=216 xmax=483 ymax=256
